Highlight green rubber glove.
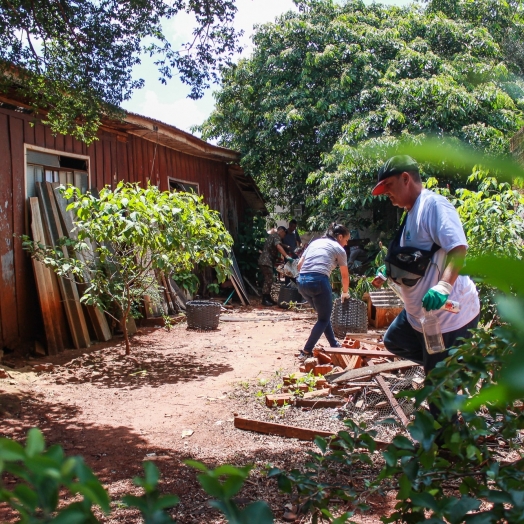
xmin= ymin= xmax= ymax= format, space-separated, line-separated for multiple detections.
xmin=376 ymin=264 xmax=386 ymax=277
xmin=422 ymin=281 xmax=452 ymax=311
xmin=286 ymin=257 xmax=294 ymax=263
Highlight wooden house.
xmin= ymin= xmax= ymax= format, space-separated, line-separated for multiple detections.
xmin=0 ymin=94 xmax=266 ymax=352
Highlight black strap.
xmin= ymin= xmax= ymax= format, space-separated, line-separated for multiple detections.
xmin=394 ymin=214 xmax=440 ymax=254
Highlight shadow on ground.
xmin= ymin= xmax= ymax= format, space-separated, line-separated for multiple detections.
xmin=0 ymin=389 xmax=388 ymax=523
xmin=52 ymin=348 xmax=233 ymax=390
xmin=0 ymin=389 xmax=386 ymax=524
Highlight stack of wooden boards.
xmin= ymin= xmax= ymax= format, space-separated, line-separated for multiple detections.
xmin=323 ymin=333 xmax=421 ymax=427
xmin=30 ymin=182 xmax=112 ymax=355
xmin=229 ymin=252 xmax=250 ymax=306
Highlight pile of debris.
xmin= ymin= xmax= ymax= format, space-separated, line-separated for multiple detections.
xmin=235 ymin=333 xmax=425 ymax=443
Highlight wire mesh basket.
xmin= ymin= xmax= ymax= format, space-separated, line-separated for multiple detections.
xmin=331 ymin=297 xmax=368 ymax=337
xmin=278 ymin=286 xmax=301 ymax=309
xmin=186 ymin=300 xmax=221 ymax=330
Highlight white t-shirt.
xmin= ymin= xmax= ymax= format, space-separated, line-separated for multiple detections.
xmin=399 ymin=189 xmax=480 ymax=332
xmin=299 ymin=238 xmax=348 ymax=276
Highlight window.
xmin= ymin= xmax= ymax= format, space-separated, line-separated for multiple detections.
xmin=25 ymin=148 xmax=89 ymax=198
xmin=168 ymin=177 xmax=199 ymax=194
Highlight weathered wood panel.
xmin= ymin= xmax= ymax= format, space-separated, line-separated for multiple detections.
xmin=35 ymin=122 xmax=45 ymax=148
xmin=0 ymin=113 xmax=17 ymax=346
xmin=11 ymin=117 xmax=35 ymax=341
xmin=0 ymin=105 xmax=253 ymax=350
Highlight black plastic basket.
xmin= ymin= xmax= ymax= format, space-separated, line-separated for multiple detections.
xmin=278 ymin=286 xmax=302 ymax=309
xmin=331 ymin=297 xmax=368 ymax=338
xmin=186 ymin=300 xmax=221 ymax=330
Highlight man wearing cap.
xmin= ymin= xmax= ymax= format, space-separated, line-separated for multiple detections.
xmin=372 ymin=155 xmax=480 ymax=380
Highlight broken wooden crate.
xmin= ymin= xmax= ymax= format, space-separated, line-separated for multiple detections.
xmin=365 ymin=289 xmax=403 ymax=329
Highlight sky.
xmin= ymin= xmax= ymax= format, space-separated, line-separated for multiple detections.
xmin=122 ymin=0 xmax=412 ymax=135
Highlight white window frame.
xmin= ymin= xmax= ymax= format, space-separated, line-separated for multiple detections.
xmin=24 ymin=144 xmax=91 ymax=232
xmin=24 ymin=144 xmax=91 ymax=199
xmin=168 ymin=176 xmax=199 ymax=194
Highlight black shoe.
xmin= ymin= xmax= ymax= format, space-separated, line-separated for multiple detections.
xmin=262 ymin=295 xmax=274 ymax=307
xmin=297 ymin=350 xmax=313 ymax=361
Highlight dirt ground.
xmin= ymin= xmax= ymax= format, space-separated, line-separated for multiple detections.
xmin=0 ymin=304 xmax=394 ymax=523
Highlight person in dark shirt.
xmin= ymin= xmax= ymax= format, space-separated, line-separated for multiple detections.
xmin=258 ymin=226 xmax=293 ymax=306
xmin=283 ymin=220 xmax=302 ymax=256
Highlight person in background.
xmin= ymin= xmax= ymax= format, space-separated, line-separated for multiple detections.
xmin=296 ymin=223 xmax=350 ymax=359
xmin=283 ymin=219 xmax=302 ymax=256
xmin=371 ymin=155 xmax=480 ymax=396
xmin=258 ymin=226 xmax=293 ymax=307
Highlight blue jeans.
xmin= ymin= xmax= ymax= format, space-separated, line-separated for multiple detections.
xmin=297 ymin=272 xmax=338 ymax=352
xmin=384 ymin=309 xmax=480 ymax=375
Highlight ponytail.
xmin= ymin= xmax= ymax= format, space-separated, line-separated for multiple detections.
xmin=324 ymin=222 xmax=350 ymax=242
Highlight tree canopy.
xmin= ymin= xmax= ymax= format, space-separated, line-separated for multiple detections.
xmin=0 ymin=0 xmax=242 ymax=142
xmin=199 ymin=0 xmax=524 ymax=229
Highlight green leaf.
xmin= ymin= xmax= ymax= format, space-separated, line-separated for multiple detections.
xmin=392 ymin=436 xmax=415 ymax=451
xmin=314 ymin=436 xmax=327 ymax=454
xmin=238 ymin=501 xmax=274 ymax=524
xmin=410 ymin=491 xmax=439 ymax=512
xmin=25 ymin=428 xmax=45 ymax=457
xmin=198 ymin=474 xmax=224 ymax=499
xmin=0 ymin=439 xmax=25 ymax=461
xmin=397 ymin=474 xmax=412 ymax=500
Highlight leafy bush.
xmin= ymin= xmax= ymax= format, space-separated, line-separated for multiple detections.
xmin=0 ymin=429 xmax=274 ymax=523
xmin=426 ymin=169 xmax=524 ymax=324
xmin=233 ymin=210 xmax=268 ymax=283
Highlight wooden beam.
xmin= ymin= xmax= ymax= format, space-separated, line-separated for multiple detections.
xmin=243 ymin=275 xmax=260 ymax=297
xmin=328 ymin=360 xmax=418 ymax=384
xmin=234 ymin=416 xmax=389 ymax=449
xmin=326 ymin=348 xmax=397 ymax=358
xmin=234 ymin=416 xmax=334 ymax=440
xmin=230 ymin=273 xmax=248 ymax=306
xmin=295 ymin=398 xmax=346 ymax=409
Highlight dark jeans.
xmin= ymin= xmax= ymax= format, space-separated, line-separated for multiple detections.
xmin=384 ymin=309 xmax=480 ymax=375
xmin=384 ymin=309 xmax=480 ymax=420
xmin=297 ymin=272 xmax=338 ymax=352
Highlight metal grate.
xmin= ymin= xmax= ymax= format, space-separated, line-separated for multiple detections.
xmin=339 ymin=367 xmax=426 ymax=441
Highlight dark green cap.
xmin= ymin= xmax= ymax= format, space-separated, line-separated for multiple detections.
xmin=372 ymin=155 xmax=419 ymax=196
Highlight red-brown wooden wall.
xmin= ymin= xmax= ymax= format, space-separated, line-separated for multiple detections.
xmin=0 ymin=106 xmax=248 ymax=351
